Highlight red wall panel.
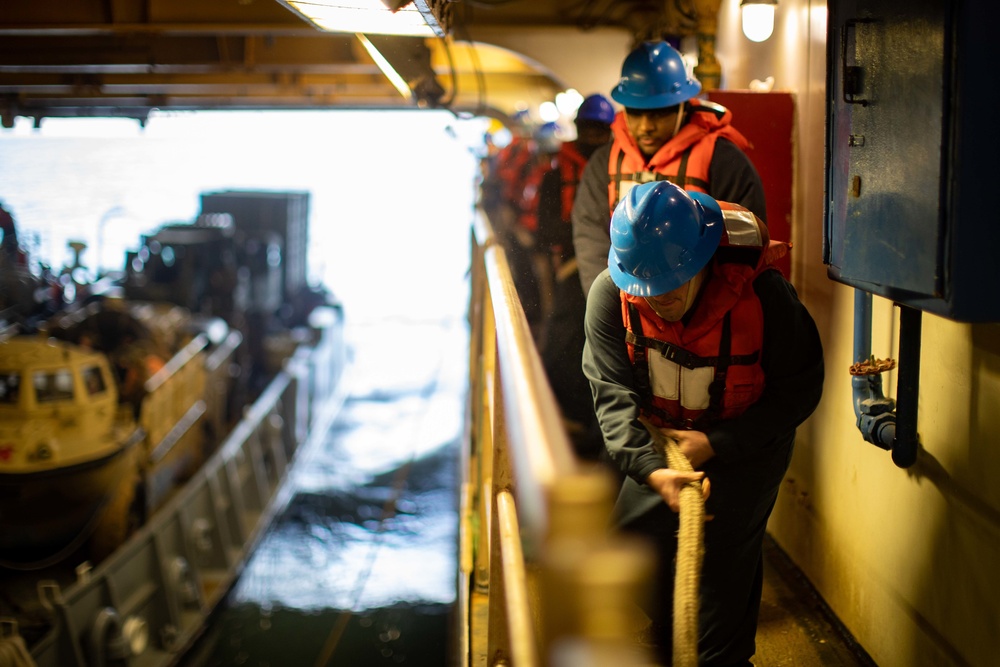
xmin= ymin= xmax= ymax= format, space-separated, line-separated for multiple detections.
xmin=707 ymin=91 xmax=794 ymax=278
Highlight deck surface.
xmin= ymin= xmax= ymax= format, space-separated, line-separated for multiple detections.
xmin=752 ymin=535 xmax=876 ymax=667
xmin=467 ymin=534 xmax=876 ymax=666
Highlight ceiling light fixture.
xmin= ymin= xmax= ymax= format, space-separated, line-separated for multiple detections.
xmin=740 ymin=0 xmax=778 ymax=43
xmin=282 ymin=1 xmax=440 ymax=37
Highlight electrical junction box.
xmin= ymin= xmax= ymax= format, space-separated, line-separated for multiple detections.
xmin=824 ymin=0 xmax=1000 ymax=322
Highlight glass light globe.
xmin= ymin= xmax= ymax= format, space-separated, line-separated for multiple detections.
xmin=742 ymin=3 xmax=776 ymax=43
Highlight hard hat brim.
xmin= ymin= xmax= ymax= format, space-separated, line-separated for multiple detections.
xmin=610 ymin=80 xmax=702 ymax=110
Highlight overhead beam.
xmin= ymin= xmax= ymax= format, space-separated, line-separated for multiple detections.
xmin=0 ymin=0 xmax=596 ymax=119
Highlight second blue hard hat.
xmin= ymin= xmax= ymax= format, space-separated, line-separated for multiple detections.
xmin=611 ymin=41 xmax=702 ymax=109
xmin=533 ymin=121 xmax=562 ymax=153
xmin=608 ymin=181 xmax=723 ymax=297
xmin=575 ymin=94 xmax=616 ymax=125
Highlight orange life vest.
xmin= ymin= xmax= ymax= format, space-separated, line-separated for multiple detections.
xmin=557 ymin=142 xmax=590 ymax=222
xmin=495 ymin=137 xmax=536 ymax=203
xmin=606 ymin=100 xmax=751 ymax=219
xmin=620 ymin=202 xmax=789 ymax=429
xmin=517 ymin=155 xmax=556 ymax=233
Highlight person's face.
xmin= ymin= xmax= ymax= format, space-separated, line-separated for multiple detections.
xmin=625 ymin=105 xmax=681 ymax=157
xmin=645 ymin=280 xmax=692 ymax=322
xmin=576 ymin=123 xmax=611 ymax=150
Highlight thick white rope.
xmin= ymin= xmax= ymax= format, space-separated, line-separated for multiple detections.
xmin=642 ymin=418 xmax=704 ymax=667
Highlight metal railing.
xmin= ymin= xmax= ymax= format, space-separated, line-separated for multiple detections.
xmin=461 ymin=211 xmax=656 ymax=667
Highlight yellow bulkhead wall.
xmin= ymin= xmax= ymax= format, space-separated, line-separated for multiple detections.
xmin=707 ymin=1 xmax=1000 ymax=665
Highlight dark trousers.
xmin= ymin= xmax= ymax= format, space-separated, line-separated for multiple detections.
xmin=621 ymin=433 xmax=795 ymax=666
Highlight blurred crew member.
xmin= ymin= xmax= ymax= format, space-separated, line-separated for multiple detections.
xmin=535 ymin=95 xmax=615 ymax=459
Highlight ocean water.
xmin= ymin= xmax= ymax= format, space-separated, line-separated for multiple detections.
xmin=1 ymin=110 xmax=480 ymax=665
xmin=182 ymin=313 xmax=469 ymax=666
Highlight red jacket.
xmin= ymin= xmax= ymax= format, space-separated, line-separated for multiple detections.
xmin=495 ymin=137 xmax=535 ymax=204
xmin=557 ymin=142 xmax=590 ymax=222
xmin=517 ymin=154 xmax=556 ymax=233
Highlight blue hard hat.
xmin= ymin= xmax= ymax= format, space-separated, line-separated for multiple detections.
xmin=576 ymin=94 xmax=616 ymax=125
xmin=509 ymin=107 xmax=533 ymax=132
xmin=611 ymin=41 xmax=701 ymax=109
xmin=607 ymin=181 xmax=723 ymax=297
xmin=533 ymin=121 xmax=561 ymax=153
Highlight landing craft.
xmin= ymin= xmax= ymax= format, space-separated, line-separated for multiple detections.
xmin=3 ymin=2 xmax=1000 ymax=667
xmin=0 ymin=193 xmax=345 ymax=666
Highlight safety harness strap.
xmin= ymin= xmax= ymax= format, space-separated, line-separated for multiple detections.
xmin=702 ymin=312 xmax=732 ymax=424
xmin=628 ymin=302 xmax=652 ymax=400
xmin=627 ymin=306 xmax=755 ymax=428
xmin=624 ymin=327 xmax=759 ymax=368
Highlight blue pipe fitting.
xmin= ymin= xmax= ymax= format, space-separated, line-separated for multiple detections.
xmin=853 ymin=374 xmax=895 ymax=450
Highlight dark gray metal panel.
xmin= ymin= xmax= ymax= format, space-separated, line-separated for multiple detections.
xmin=825 ymin=0 xmax=1000 ymax=322
xmin=200 ymin=190 xmax=310 ymax=302
xmin=828 ymin=0 xmax=947 ymax=296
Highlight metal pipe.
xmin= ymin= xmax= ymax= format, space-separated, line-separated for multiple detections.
xmin=892 ymin=306 xmax=921 ymax=468
xmin=851 ymin=289 xmax=896 ymax=450
xmin=853 ymin=287 xmax=873 ymax=363
xmin=851 ymin=290 xmax=921 ymax=466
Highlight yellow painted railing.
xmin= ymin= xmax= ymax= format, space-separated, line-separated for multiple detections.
xmin=141 ymin=333 xmax=208 ymax=447
xmin=461 ymin=211 xmax=656 ymax=667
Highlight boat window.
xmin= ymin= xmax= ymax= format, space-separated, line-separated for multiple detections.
xmin=33 ymin=369 xmax=75 ymax=403
xmin=0 ymin=372 xmax=20 ymax=405
xmin=82 ymin=365 xmax=107 ymax=396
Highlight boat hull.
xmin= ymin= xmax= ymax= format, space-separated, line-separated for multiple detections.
xmin=11 ymin=314 xmax=345 ymax=667
xmin=0 ymin=430 xmax=143 ymax=568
